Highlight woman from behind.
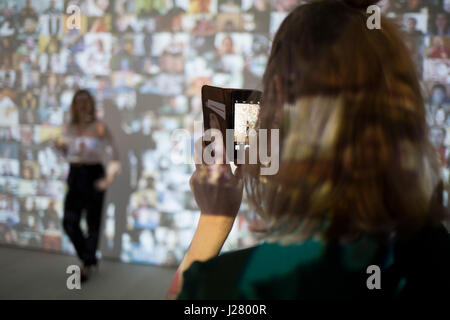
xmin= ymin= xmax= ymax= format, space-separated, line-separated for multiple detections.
xmin=167 ymin=0 xmax=450 ymax=299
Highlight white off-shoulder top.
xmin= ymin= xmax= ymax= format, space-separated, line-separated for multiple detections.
xmin=62 ymin=121 xmax=119 ymax=164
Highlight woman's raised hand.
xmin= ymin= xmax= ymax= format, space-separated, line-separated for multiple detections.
xmin=190 ymin=129 xmax=243 ymax=218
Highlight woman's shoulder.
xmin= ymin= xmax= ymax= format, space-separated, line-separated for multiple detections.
xmin=84 ymin=120 xmax=110 ymax=137
xmin=179 ymin=245 xmax=261 ymax=300
xmin=95 ymin=120 xmax=115 ymax=134
xmin=180 ymin=226 xmax=450 ymax=299
xmin=95 ymin=120 xmax=106 ymax=130
xmin=179 ymin=241 xmax=326 ymax=299
xmin=186 ymin=245 xmax=260 ymax=275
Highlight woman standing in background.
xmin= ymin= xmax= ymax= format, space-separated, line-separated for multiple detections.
xmin=55 ymin=89 xmax=120 ymax=282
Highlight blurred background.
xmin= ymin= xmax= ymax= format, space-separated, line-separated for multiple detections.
xmin=0 ymin=0 xmax=449 ymax=283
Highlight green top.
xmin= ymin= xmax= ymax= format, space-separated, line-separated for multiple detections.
xmin=178 ymin=224 xmax=450 ymax=299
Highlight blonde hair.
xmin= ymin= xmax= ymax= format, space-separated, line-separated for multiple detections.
xmin=245 ymin=0 xmax=448 ymax=244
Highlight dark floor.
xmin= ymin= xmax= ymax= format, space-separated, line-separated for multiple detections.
xmin=0 ymin=246 xmax=176 ymax=299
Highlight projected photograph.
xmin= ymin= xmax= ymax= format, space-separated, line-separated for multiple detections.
xmin=0 ymin=0 xmax=449 ymax=267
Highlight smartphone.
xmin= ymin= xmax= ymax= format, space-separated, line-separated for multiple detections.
xmin=201 ymin=85 xmax=262 ymax=162
xmin=231 ymin=90 xmax=261 ymax=158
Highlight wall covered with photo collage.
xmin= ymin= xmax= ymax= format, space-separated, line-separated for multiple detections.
xmin=0 ymin=0 xmax=448 ymax=266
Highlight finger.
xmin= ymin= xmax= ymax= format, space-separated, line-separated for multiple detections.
xmin=209 ymin=165 xmax=240 ymax=187
xmin=207 ymin=113 xmax=226 ymax=165
xmin=194 ymin=138 xmax=204 ymax=169
xmin=211 ymin=128 xmax=225 ymax=165
xmin=210 ymin=113 xmax=220 ymax=130
xmin=204 ymin=127 xmax=227 ymax=166
xmin=196 ymin=132 xmax=228 ymax=167
xmin=233 ymin=164 xmax=244 ymax=180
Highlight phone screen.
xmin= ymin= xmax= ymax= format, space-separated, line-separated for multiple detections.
xmin=233 ymin=101 xmax=260 ymax=151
